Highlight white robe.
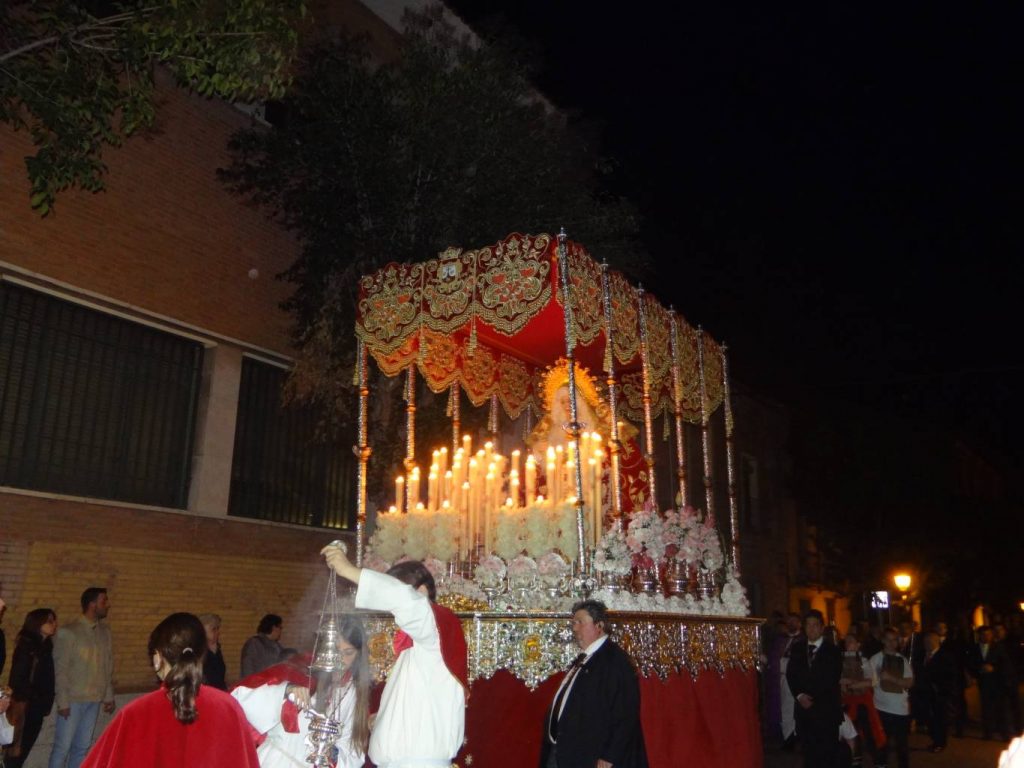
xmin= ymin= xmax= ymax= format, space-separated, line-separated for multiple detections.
xmin=232 ymin=680 xmax=363 ymax=768
xmin=0 ymin=712 xmax=12 ymax=746
xmin=355 ymin=569 xmax=465 ymax=768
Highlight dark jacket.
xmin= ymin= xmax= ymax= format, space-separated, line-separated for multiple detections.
xmin=239 ymin=634 xmax=285 ymax=679
xmin=8 ymin=632 xmax=56 ymax=712
xmin=918 ymin=645 xmax=956 ymax=697
xmin=785 ymin=638 xmax=843 ymax=733
xmin=203 ymin=644 xmax=227 ymax=690
xmin=539 ymin=638 xmax=648 ymax=768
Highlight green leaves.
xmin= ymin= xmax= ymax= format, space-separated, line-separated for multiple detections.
xmin=0 ymin=0 xmax=306 ymax=214
xmin=219 ymin=7 xmax=644 ymax=457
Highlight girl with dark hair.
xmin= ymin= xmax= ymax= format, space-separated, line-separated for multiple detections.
xmin=81 ymin=612 xmax=259 ymax=768
xmin=3 ymin=608 xmax=57 ymax=768
xmin=232 ymin=615 xmax=371 ymax=768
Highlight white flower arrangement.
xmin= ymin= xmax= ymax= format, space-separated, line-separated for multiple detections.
xmin=362 ymin=552 xmax=391 ymax=573
xmin=625 ymin=504 xmax=666 ymax=568
xmin=537 ymin=551 xmax=570 ymax=587
xmin=367 ymin=507 xmax=461 ymax=562
xmin=594 ymin=527 xmax=632 ymax=576
xmin=492 ymin=501 xmax=580 ymax=560
xmin=719 ymin=564 xmax=750 ymax=616
xmin=474 ymin=554 xmax=507 ymax=588
xmin=422 ymin=556 xmax=447 ymax=582
xmin=507 ymin=554 xmax=538 ymax=588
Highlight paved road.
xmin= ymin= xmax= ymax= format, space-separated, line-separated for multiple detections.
xmin=764 ymin=727 xmax=1009 ymax=768
xmin=764 ymin=684 xmax=1019 ymax=768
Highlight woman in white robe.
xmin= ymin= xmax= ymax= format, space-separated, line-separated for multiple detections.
xmin=232 ymin=617 xmax=371 ymax=768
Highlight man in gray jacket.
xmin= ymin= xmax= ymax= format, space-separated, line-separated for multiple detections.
xmin=48 ymin=587 xmax=114 ymax=768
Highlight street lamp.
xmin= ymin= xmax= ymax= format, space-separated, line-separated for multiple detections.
xmin=894 ymin=573 xmax=912 ymax=592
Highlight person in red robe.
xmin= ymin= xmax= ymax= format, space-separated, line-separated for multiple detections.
xmin=81 ymin=612 xmax=260 ymax=768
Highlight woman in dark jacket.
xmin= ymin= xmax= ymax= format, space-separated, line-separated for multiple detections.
xmin=4 ymin=608 xmax=57 ymax=768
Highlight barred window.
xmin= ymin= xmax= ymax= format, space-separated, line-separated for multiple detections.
xmin=228 ymin=357 xmax=352 ymax=528
xmin=0 ymin=282 xmax=203 ymax=507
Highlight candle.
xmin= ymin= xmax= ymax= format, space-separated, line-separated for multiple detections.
xmin=566 ymin=459 xmax=576 ymax=505
xmin=428 ymin=471 xmax=438 ymax=512
xmin=525 ymin=454 xmax=537 ymax=506
xmin=388 ymin=505 xmax=397 ymax=514
xmin=589 ymin=457 xmax=599 ymax=547
xmin=439 ymin=447 xmax=448 ymax=477
xmin=409 ymin=467 xmax=420 ymax=509
xmin=444 ymin=470 xmax=453 ymax=506
xmin=511 ymin=450 xmax=521 ymax=483
xmin=462 ymin=480 xmax=472 ymax=557
xmin=395 ymin=475 xmax=405 ymax=514
xmin=510 ymin=475 xmax=521 ymax=508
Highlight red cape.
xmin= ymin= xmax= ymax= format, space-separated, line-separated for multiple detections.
xmin=81 ymin=685 xmax=260 ymax=768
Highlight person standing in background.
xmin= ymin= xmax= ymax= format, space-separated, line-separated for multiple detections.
xmin=4 ymin=608 xmax=58 ymax=768
xmin=48 ymin=588 xmax=114 ymax=768
xmin=198 ymin=614 xmax=226 ymax=691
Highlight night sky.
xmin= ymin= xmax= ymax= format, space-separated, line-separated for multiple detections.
xmin=449 ymin=3 xmax=1024 ymax=471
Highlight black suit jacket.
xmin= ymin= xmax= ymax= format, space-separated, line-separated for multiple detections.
xmin=538 ymin=639 xmax=649 ymax=768
xmin=918 ymin=645 xmax=956 ymax=697
xmin=785 ymin=638 xmax=843 ymax=736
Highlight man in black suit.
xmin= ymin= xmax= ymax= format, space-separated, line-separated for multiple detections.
xmin=969 ymin=625 xmax=1011 ymax=740
xmin=918 ymin=630 xmax=956 ymax=752
xmin=539 ymin=600 xmax=648 ymax=768
xmin=786 ymin=609 xmax=843 ymax=768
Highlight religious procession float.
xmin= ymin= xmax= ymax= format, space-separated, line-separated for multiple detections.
xmin=344 ymin=231 xmax=762 ymax=767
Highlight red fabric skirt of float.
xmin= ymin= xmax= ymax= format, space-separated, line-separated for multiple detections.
xmin=843 ymin=691 xmax=887 ymax=748
xmin=458 ymin=668 xmax=762 ymax=768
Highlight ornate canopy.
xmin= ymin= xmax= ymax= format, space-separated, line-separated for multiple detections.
xmin=354 ymin=232 xmax=724 ymax=425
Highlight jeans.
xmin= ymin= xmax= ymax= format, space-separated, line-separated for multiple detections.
xmin=48 ymin=701 xmax=100 ymax=768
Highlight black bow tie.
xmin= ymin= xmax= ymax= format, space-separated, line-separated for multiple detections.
xmin=570 ymin=652 xmax=587 ymax=669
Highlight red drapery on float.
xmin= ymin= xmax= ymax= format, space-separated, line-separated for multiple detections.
xmin=458 ymin=669 xmax=762 ymax=768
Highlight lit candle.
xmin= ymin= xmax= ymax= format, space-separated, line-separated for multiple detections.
xmin=511 ymin=475 xmax=521 ymax=508
xmin=409 ymin=467 xmax=420 ymax=509
xmin=388 ymin=505 xmax=397 ymax=514
xmin=566 ymin=459 xmax=576 ymax=505
xmin=525 ymin=454 xmax=537 ymax=506
xmin=589 ymin=457 xmax=600 ymax=547
xmin=395 ymin=475 xmax=405 ymax=514
xmin=444 ymin=470 xmax=453 ymax=506
xmin=428 ymin=471 xmax=438 ymax=512
xmin=511 ymin=450 xmax=521 ymax=483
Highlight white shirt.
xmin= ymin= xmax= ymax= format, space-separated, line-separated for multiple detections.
xmin=232 ymin=679 xmax=363 ymax=768
xmin=356 ymin=569 xmax=465 ymax=768
xmin=870 ymin=651 xmax=914 ymax=715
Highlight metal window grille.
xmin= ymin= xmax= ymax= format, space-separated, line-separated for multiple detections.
xmin=228 ymin=358 xmax=352 ymax=529
xmin=0 ymin=282 xmax=203 ymax=507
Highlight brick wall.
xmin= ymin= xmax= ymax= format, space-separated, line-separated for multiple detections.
xmin=0 ymin=491 xmax=355 ymax=691
xmin=0 ymin=70 xmax=298 ymax=357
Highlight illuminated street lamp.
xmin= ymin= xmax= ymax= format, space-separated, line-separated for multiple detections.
xmin=894 ymin=573 xmax=912 ymax=592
